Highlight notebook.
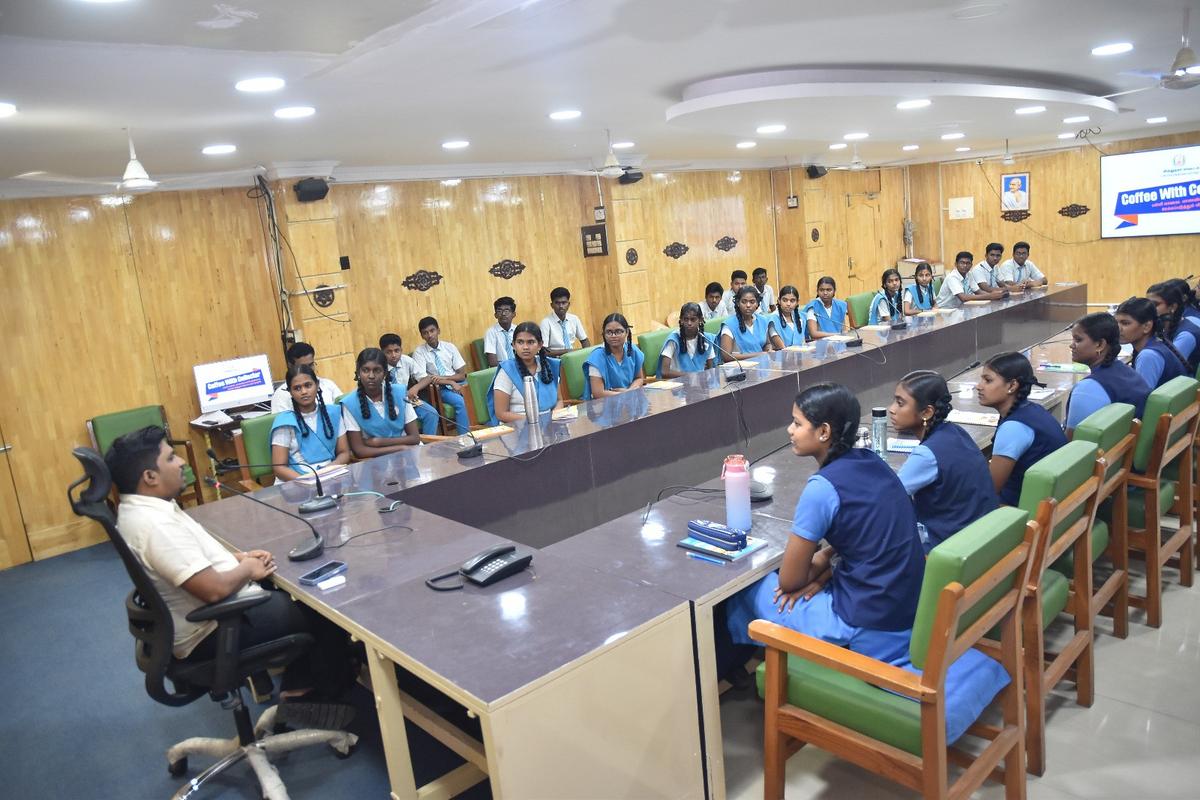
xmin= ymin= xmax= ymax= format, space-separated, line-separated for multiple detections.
xmin=887 ymin=437 xmax=921 ymax=453
xmin=646 ymin=380 xmax=684 ymax=390
xmin=1037 ymin=362 xmax=1089 ymax=374
xmin=947 ymin=410 xmax=1000 ymax=427
xmin=677 ymin=535 xmax=769 ymax=562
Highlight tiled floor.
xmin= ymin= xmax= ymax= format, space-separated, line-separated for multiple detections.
xmin=721 ymin=576 xmax=1200 ymax=799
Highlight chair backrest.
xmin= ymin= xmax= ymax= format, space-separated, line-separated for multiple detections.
xmin=560 ymin=345 xmax=599 ymax=400
xmin=470 ymin=338 xmax=486 ymax=373
xmin=703 ymin=316 xmax=728 ymax=336
xmin=467 ymin=367 xmax=498 ymax=425
xmin=909 ymin=506 xmax=1035 ymax=672
xmin=846 ymin=290 xmax=875 ymax=328
xmin=637 ymin=329 xmax=672 ymax=378
xmin=240 ymin=413 xmax=280 ymax=481
xmin=1071 ymin=403 xmax=1136 ymax=500
xmin=1017 ymin=440 xmax=1100 ymax=548
xmin=66 ymin=448 xmax=203 ymax=707
xmin=1133 ymin=376 xmax=1200 ymax=474
xmin=932 ymin=275 xmax=944 ymax=296
xmin=89 ymin=405 xmax=167 ymax=455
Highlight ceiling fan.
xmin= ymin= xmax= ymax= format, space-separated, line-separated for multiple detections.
xmin=1108 ymin=6 xmax=1200 ymax=98
xmin=827 ymin=143 xmax=869 ymax=171
xmin=573 ymin=129 xmax=640 ymax=179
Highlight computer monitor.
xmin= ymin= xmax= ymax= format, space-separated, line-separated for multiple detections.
xmin=194 ymin=354 xmax=274 ymax=413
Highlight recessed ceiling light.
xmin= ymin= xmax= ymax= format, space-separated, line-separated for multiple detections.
xmin=756 ymin=124 xmax=786 ymax=134
xmin=829 ymin=143 xmax=848 ymax=150
xmin=441 ymin=178 xmax=462 ymax=187
xmin=611 ymin=141 xmax=635 ymax=149
xmin=1091 ymin=42 xmax=1133 ymax=56
xmin=896 ymin=99 xmax=931 ymax=110
xmin=441 ymin=140 xmax=470 ymax=150
xmin=1146 ymin=116 xmax=1168 ymax=124
xmin=201 ymin=144 xmax=236 ymax=155
xmin=274 ymin=106 xmax=315 ymax=119
xmin=652 ymin=172 xmax=666 ymax=179
xmin=955 ymin=146 xmax=971 ymax=152
xmin=736 ymin=141 xmax=757 ymax=149
xmin=843 ymin=132 xmax=869 ymax=140
xmin=941 ymin=132 xmax=965 ymax=140
xmin=902 ymin=144 xmax=920 ymax=151
xmin=235 ymin=77 xmax=285 ymax=93
xmin=1015 ymin=105 xmax=1046 ymax=115
xmin=1063 ymin=115 xmax=1090 ymax=124
xmin=0 ymin=102 xmax=16 ymax=118
xmin=548 ymin=109 xmax=581 ymax=120
xmin=1057 ymin=132 xmax=1076 ymax=140
xmin=79 ymin=0 xmax=132 ymax=4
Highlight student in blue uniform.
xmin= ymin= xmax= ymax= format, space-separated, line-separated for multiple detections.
xmin=340 ymin=348 xmax=420 ymax=458
xmin=975 ymin=352 xmax=1067 ymax=505
xmin=868 ymin=268 xmax=905 ymax=324
xmin=658 ymin=303 xmax=717 ymax=379
xmin=720 ymin=286 xmax=784 ymax=359
xmin=903 ymin=261 xmax=937 ymax=314
xmin=1147 ymin=280 xmax=1200 ymax=372
xmin=724 ymin=383 xmax=926 ymax=663
xmin=1116 ymin=297 xmax=1189 ymax=390
xmin=583 ymin=313 xmax=646 ymax=399
xmin=804 ymin=276 xmax=849 ymax=340
xmin=1066 ymin=312 xmax=1150 ymax=433
xmin=270 ymin=364 xmax=350 ymax=481
xmin=488 ymin=322 xmax=564 ymax=423
xmin=889 ymin=370 xmax=998 ymax=552
xmin=379 ymin=333 xmax=440 ymax=435
xmin=772 ymin=286 xmax=807 ymax=347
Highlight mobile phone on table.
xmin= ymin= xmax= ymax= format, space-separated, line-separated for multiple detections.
xmin=298 ymin=560 xmax=347 ymax=585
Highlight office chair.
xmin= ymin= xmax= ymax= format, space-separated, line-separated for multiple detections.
xmin=67 ymin=447 xmax=356 ymax=800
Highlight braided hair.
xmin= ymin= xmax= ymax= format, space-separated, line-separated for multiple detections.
xmin=1161 ymin=278 xmax=1200 ymax=313
xmin=677 ymin=303 xmax=709 ymax=355
xmin=794 ymin=383 xmax=860 ymax=466
xmin=1148 ymin=280 xmax=1186 ymax=338
xmin=354 ymin=347 xmax=399 ymax=422
xmin=601 ymin=312 xmax=635 ymax=358
xmin=285 ymin=363 xmax=336 ymax=439
xmin=775 ymin=286 xmax=803 ymax=333
xmin=984 ymin=352 xmax=1043 ymax=406
xmin=1074 ymin=312 xmax=1121 ymax=366
xmin=879 ymin=268 xmax=903 ymax=318
xmin=511 ymin=321 xmax=555 ymax=384
xmin=898 ymin=370 xmax=952 ymax=439
xmin=733 ymin=285 xmax=760 ymax=334
xmin=911 ymin=262 xmax=934 ymax=307
xmin=1116 ymin=297 xmax=1190 ymax=372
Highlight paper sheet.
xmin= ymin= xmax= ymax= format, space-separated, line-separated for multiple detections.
xmin=645 ymin=381 xmax=684 ymax=390
xmin=551 ymin=406 xmax=579 ymax=420
xmin=887 ymin=437 xmax=921 ymax=453
xmin=784 ymin=345 xmax=815 ymax=352
xmin=860 ymin=324 xmax=891 ymax=332
xmin=823 ymin=334 xmax=856 ymax=342
xmin=947 ymin=410 xmax=1001 ymax=427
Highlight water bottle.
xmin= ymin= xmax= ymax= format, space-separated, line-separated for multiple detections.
xmin=721 ymin=454 xmax=752 ymax=532
xmin=522 ymin=375 xmax=539 ymax=424
xmin=871 ymin=407 xmax=888 ymax=458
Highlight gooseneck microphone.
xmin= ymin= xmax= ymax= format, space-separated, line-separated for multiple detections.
xmin=709 ymin=337 xmax=748 ymax=382
xmin=203 ymin=476 xmax=324 ymax=562
xmin=413 ymin=397 xmax=484 ymax=459
xmin=838 ymin=314 xmax=866 ymax=348
xmin=207 ymin=448 xmax=337 ymax=513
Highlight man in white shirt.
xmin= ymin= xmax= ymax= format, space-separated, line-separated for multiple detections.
xmin=997 ymin=241 xmax=1047 ymax=290
xmin=105 ymin=425 xmax=353 ymax=709
xmin=412 ymin=316 xmax=469 ymax=434
xmin=936 ymin=251 xmax=1009 ymax=308
xmin=701 ymin=282 xmax=725 ymax=320
xmin=379 ymin=332 xmax=439 ymax=435
xmin=269 ymin=342 xmax=342 ymax=413
xmin=715 ymin=270 xmax=749 ymax=317
xmin=484 ymin=296 xmax=517 ymax=366
xmin=967 ymin=243 xmax=1005 ymax=292
xmin=752 ymin=267 xmax=776 ymax=313
xmin=539 ymin=287 xmax=591 ymax=357
xmin=1002 ymin=177 xmax=1028 ymax=210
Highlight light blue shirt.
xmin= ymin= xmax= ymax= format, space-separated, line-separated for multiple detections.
xmin=1132 ymin=348 xmax=1166 ymax=390
xmin=1173 ymin=328 xmax=1198 ymax=361
xmin=993 ymin=419 xmax=1035 ymax=461
xmin=896 ymin=445 xmax=939 ymax=494
xmin=1066 ymin=380 xmax=1111 ymax=430
xmin=791 ymin=475 xmax=840 ymax=542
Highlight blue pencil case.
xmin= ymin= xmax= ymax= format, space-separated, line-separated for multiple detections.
xmin=687 ymin=519 xmax=748 ymax=551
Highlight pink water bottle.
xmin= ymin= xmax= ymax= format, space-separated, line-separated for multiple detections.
xmin=722 ymin=454 xmax=752 ymax=532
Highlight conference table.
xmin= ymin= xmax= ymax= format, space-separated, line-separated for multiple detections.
xmin=190 ymin=283 xmax=1087 ymax=800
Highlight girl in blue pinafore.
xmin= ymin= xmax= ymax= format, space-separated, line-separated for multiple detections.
xmin=868 ymin=268 xmax=906 ymax=325
xmin=1116 ymin=297 xmax=1188 ymax=390
xmin=904 ymin=261 xmax=937 ymax=314
xmin=488 ymin=322 xmax=563 ymax=423
xmin=583 ymin=313 xmax=646 ymax=400
xmin=270 ymin=363 xmax=350 ymax=481
xmin=340 ymin=347 xmax=421 ymax=459
xmin=772 ymin=286 xmax=808 ymax=347
xmin=804 ymin=276 xmax=850 ymax=340
xmin=1148 ymin=279 xmax=1200 ymax=373
xmin=720 ymin=285 xmax=784 ymax=359
xmin=1065 ymin=312 xmax=1150 ymax=434
xmin=658 ymin=303 xmax=717 ymax=379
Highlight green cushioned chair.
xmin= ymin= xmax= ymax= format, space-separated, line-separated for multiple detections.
xmin=703 ymin=315 xmax=728 ymax=336
xmin=466 ymin=367 xmax=498 ymax=425
xmin=560 ymin=346 xmax=598 ymax=401
xmin=932 ymin=275 xmax=944 ymax=296
xmin=233 ymin=412 xmax=280 ymax=489
xmin=1015 ymin=440 xmax=1102 ymax=775
xmin=1125 ymin=375 xmax=1199 ymax=628
xmin=846 ymin=290 xmax=875 ymax=328
xmin=89 ymin=405 xmax=204 ymax=506
xmin=750 ymin=507 xmax=1035 ymax=799
xmin=469 ymin=337 xmax=486 ymax=372
xmin=637 ymin=329 xmax=672 ymax=379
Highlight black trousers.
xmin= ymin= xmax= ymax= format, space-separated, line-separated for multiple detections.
xmin=183 ymin=588 xmax=354 ymax=696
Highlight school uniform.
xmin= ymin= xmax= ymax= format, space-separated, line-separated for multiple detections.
xmin=721 ymin=315 xmax=777 ymax=354
xmin=803 ymin=298 xmax=848 ymax=334
xmin=968 ymin=261 xmax=1000 ymax=291
xmin=387 ymin=356 xmax=439 ymax=435
xmin=269 ymin=405 xmax=345 ymax=472
xmin=997 ymin=258 xmax=1045 ymax=285
xmin=658 ymin=332 xmax=717 ymax=377
xmin=483 ymin=322 xmax=516 ymax=364
xmin=539 ymin=312 xmax=589 ymax=352
xmin=935 ymin=270 xmax=970 ymax=309
xmin=905 ymin=284 xmax=935 ymax=311
xmin=898 ymin=422 xmax=999 ymax=552
xmin=772 ymin=312 xmax=807 ymax=347
xmin=340 ymin=385 xmax=418 ymax=439
xmin=991 ymin=400 xmax=1068 ymax=505
xmin=1132 ymin=338 xmax=1188 ymax=390
xmin=754 ymin=284 xmax=776 ymax=311
xmin=725 ymin=448 xmax=926 ymax=663
xmin=269 ymin=376 xmax=342 ymax=414
xmin=412 ymin=341 xmax=469 ymax=434
xmin=700 ymin=301 xmax=725 ymax=322
xmin=486 ymin=357 xmax=562 ymax=424
xmin=582 ymin=345 xmax=646 ymax=401
xmin=867 ymin=291 xmax=904 ymax=325
xmin=1170 ymin=315 xmax=1200 ymax=372
xmin=1065 ymin=359 xmax=1150 ymax=430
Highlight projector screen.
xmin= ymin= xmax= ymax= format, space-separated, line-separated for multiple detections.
xmin=1100 ymin=144 xmax=1200 ymax=239
xmin=194 ymin=354 xmax=274 ymax=413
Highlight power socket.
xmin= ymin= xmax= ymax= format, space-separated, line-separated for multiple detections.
xmin=786 ymin=195 xmax=799 ymax=208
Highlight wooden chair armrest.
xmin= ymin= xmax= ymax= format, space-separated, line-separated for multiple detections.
xmin=1127 ymin=473 xmax=1158 ymax=490
xmin=748 ymin=620 xmax=933 ymax=701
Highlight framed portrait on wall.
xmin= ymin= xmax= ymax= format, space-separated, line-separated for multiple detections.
xmin=1000 ymin=172 xmax=1030 ymax=211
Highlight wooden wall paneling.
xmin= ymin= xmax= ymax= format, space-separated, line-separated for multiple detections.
xmin=907 ymin=163 xmax=943 ymax=262
xmin=286 ymin=218 xmax=343 ymax=280
xmin=0 ymin=196 xmax=159 ymax=558
xmin=0 ymin=421 xmax=32 ymax=569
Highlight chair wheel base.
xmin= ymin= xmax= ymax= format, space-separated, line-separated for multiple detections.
xmin=168 ymin=757 xmax=188 ymax=777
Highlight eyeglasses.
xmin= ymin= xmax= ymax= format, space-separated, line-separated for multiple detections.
xmin=603 ymin=329 xmax=627 ymax=337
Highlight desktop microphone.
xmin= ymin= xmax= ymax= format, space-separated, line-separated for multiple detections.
xmin=886 ymin=295 xmax=908 ymax=331
xmin=414 ymin=399 xmax=484 ymax=459
xmin=202 ymin=476 xmax=324 ymax=562
xmin=838 ymin=316 xmax=866 ymax=348
xmin=207 ymin=448 xmax=337 ymax=513
xmin=709 ymin=338 xmax=748 ymax=382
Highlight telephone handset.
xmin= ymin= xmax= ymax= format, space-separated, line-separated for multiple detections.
xmin=426 ymin=544 xmax=533 ymax=591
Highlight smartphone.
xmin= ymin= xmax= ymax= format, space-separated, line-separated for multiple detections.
xmin=298 ymin=560 xmax=347 ymax=585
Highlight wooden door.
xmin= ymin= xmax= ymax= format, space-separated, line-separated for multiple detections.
xmin=845 ymin=195 xmax=882 ymax=295
xmin=0 ymin=422 xmax=32 ymax=569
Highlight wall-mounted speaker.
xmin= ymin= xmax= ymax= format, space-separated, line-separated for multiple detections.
xmin=293 ymin=177 xmax=330 ymax=202
xmin=806 ymin=165 xmax=828 ymax=180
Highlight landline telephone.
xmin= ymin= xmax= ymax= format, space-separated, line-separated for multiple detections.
xmin=425 ymin=544 xmax=533 ymax=591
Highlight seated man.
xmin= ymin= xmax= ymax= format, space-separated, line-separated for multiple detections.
xmin=380 ymin=332 xmax=439 ymax=435
xmin=270 ymin=342 xmax=342 ymax=413
xmin=412 ymin=316 xmax=470 ymax=434
xmin=106 ymin=426 xmax=355 ymax=720
xmin=969 ymin=243 xmax=1005 ymax=292
xmin=998 ymin=241 xmax=1047 ymax=290
xmin=935 ymin=250 xmax=1009 ymax=309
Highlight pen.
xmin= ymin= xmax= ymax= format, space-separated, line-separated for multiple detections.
xmin=686 ymin=551 xmax=726 ymax=566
